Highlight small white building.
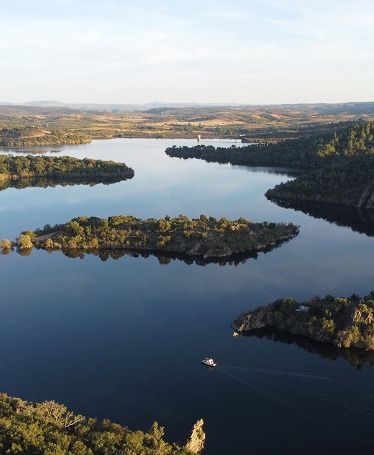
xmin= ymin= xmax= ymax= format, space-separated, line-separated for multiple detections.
xmin=295 ymin=305 xmax=309 ymax=312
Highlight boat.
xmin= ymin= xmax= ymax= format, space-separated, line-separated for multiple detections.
xmin=201 ymin=357 xmax=217 ymax=367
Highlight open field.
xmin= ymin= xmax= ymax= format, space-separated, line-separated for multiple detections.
xmin=1 ymin=102 xmax=374 ymax=145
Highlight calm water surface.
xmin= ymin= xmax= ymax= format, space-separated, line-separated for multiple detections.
xmin=1 ymin=139 xmax=374 ymax=454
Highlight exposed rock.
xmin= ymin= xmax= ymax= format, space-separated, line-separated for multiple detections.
xmin=232 ymin=304 xmax=273 ymax=332
xmin=233 ymin=295 xmax=374 ymax=350
xmin=357 ymin=181 xmax=374 ymax=208
xmin=184 ymin=419 xmax=205 ymax=454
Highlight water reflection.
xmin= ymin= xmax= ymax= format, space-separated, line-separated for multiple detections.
xmin=231 ymin=164 xmax=301 ymax=177
xmin=241 ymin=328 xmax=374 ymax=369
xmin=11 ymin=237 xmax=295 ymax=266
xmin=0 ymin=175 xmax=133 ymax=191
xmin=1 ymin=148 xmax=62 ymax=154
xmin=269 ymin=198 xmax=374 ymax=237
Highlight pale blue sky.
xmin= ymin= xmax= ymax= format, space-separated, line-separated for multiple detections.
xmin=1 ymin=0 xmax=373 ymax=104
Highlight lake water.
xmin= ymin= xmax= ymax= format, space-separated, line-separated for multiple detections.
xmin=1 ymin=139 xmax=374 ymax=454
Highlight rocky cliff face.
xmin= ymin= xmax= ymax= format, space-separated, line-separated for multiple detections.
xmin=357 ymin=181 xmax=374 ymax=208
xmin=183 ymin=419 xmax=205 ymax=454
xmin=232 ymin=304 xmax=274 ymax=332
xmin=232 ymin=296 xmax=374 ymax=350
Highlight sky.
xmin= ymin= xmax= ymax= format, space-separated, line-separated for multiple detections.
xmin=1 ymin=0 xmax=374 ymax=105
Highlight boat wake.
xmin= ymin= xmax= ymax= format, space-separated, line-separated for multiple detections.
xmin=212 ymin=362 xmax=374 ymax=446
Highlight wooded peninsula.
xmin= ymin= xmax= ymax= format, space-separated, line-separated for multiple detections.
xmin=166 ymin=121 xmax=374 ymax=210
xmin=232 ymin=292 xmax=374 ymax=350
xmin=0 ymin=155 xmax=134 ymax=187
xmin=0 ymin=393 xmax=199 ymax=455
xmin=4 ymin=215 xmax=299 ymax=263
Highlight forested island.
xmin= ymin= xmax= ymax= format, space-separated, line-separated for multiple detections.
xmin=166 ymin=122 xmax=374 ymax=210
xmin=0 ymin=393 xmax=202 ymax=455
xmin=0 ymin=155 xmax=134 ymax=186
xmin=232 ymin=292 xmax=374 ymax=350
xmin=2 ymin=215 xmax=299 ymax=262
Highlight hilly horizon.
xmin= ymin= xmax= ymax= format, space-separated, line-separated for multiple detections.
xmin=1 ymin=100 xmax=374 ymax=114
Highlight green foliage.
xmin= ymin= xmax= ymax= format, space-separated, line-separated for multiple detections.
xmin=166 ymin=136 xmax=326 ymax=168
xmin=266 ymin=154 xmax=374 ymax=207
xmin=166 ymin=122 xmax=374 ymax=169
xmin=0 ymin=394 xmax=192 ymax=455
xmin=250 ymin=292 xmax=374 ymax=349
xmin=166 ymin=122 xmax=374 ymax=210
xmin=0 ymin=155 xmax=134 ymax=182
xmin=0 ymin=238 xmax=12 ymax=249
xmin=23 ymin=229 xmax=36 ymax=239
xmin=24 ymin=215 xmax=299 ymax=262
xmin=317 ymin=122 xmax=374 ymax=158
xmin=258 ymin=122 xmax=374 ymax=208
xmin=0 ymin=126 xmax=91 ymax=146
xmin=17 ymin=234 xmax=34 ymax=249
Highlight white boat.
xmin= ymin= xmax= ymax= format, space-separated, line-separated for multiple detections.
xmin=201 ymin=357 xmax=216 ymax=367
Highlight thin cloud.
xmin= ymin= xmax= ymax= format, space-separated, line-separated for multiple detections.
xmin=1 ymin=0 xmax=373 ymax=103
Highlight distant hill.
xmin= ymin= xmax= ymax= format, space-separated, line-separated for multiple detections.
xmin=0 ymin=100 xmax=236 ymax=112
xmin=0 ymin=103 xmax=80 ymax=115
xmin=1 ymin=101 xmax=374 ymax=144
xmin=23 ymin=100 xmax=67 ymax=107
xmin=1 ymin=100 xmax=374 ymax=114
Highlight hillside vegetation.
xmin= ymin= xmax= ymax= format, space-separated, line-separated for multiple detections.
xmin=0 ymin=126 xmax=91 ymax=146
xmin=265 ymin=122 xmax=374 ymax=207
xmin=167 ymin=122 xmax=374 ymax=210
xmin=266 ymin=154 xmax=374 ymax=208
xmin=0 ymin=393 xmax=194 ymax=455
xmin=166 ymin=122 xmax=374 ymax=167
xmin=232 ymin=292 xmax=374 ymax=350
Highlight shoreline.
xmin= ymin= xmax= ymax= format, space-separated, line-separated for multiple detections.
xmin=4 ymin=215 xmax=300 ymax=264
xmin=232 ymin=295 xmax=374 ymax=350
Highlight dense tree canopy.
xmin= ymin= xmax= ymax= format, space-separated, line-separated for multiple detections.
xmin=0 ymin=393 xmax=193 ymax=455
xmin=166 ymin=122 xmax=374 ymax=210
xmin=10 ymin=215 xmax=299 ymax=263
xmin=233 ymin=292 xmax=374 ymax=350
xmin=266 ymin=153 xmax=374 ymax=208
xmin=0 ymin=127 xmax=91 ymax=146
xmin=165 ymin=122 xmax=374 ymax=168
xmin=0 ymin=155 xmax=134 ymax=182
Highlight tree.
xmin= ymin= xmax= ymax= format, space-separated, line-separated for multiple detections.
xmin=45 ymin=238 xmax=54 ymax=249
xmin=17 ymin=234 xmax=33 ymax=249
xmin=23 ymin=229 xmax=36 ymax=239
xmin=145 ymin=422 xmax=170 ymax=454
xmin=0 ymin=238 xmax=12 ymax=249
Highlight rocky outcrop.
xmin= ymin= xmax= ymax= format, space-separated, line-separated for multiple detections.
xmin=184 ymin=419 xmax=205 ymax=454
xmin=357 ymin=181 xmax=374 ymax=208
xmin=233 ymin=294 xmax=374 ymax=350
xmin=232 ymin=305 xmax=272 ymax=332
